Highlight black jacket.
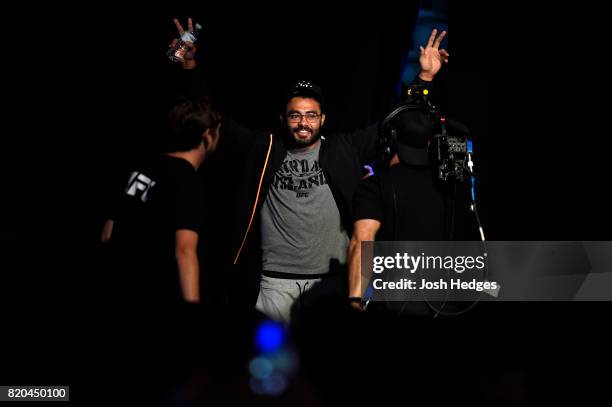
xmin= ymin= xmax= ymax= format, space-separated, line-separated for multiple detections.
xmin=227 ymin=116 xmax=379 ymax=266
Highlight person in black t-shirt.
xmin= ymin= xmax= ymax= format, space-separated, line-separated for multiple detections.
xmin=102 ymin=99 xmax=221 ymax=305
xmin=347 ymin=108 xmax=453 ymax=313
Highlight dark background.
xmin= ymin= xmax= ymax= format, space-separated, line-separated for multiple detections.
xmin=1 ymin=1 xmax=611 ymax=404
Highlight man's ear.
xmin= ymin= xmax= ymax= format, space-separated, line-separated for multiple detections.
xmin=202 ymin=129 xmax=212 ymax=149
xmin=321 ymin=113 xmax=326 ymax=126
xmin=279 ymin=114 xmax=285 ymax=124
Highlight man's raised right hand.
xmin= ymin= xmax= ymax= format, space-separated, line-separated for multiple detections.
xmin=170 ymin=17 xmax=197 ymax=70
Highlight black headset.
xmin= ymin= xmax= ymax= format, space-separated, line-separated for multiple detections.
xmin=378 ymin=89 xmax=438 ymax=166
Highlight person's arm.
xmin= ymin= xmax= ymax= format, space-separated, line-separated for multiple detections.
xmin=349 ymin=176 xmax=385 ymax=310
xmin=100 ymin=219 xmax=114 ymax=243
xmin=171 ymin=18 xmax=207 ymax=98
xmin=175 ymin=229 xmax=200 ymax=303
xmin=171 ymin=18 xmax=263 ymax=154
xmin=348 ymin=28 xmax=449 ymax=163
xmin=348 ymin=219 xmax=381 ymax=311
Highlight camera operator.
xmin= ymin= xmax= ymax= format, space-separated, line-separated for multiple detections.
xmin=347 ymin=98 xmax=471 ymax=315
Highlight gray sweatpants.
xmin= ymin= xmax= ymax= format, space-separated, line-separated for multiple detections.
xmin=255 ymin=274 xmax=344 ymax=325
xmin=256 ymin=275 xmax=321 ymax=325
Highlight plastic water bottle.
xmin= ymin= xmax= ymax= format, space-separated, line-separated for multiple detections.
xmin=167 ymin=23 xmax=202 ymax=63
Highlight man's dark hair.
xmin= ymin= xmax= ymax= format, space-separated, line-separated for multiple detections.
xmin=164 ymin=98 xmax=222 ymax=153
xmin=285 ymin=80 xmax=325 ymax=113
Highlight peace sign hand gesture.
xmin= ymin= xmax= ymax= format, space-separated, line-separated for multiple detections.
xmin=170 ymin=17 xmax=197 ymax=69
xmin=418 ymin=28 xmax=449 ymax=82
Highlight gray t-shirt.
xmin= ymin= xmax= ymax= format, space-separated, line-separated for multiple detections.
xmin=261 ymin=141 xmax=350 ymax=275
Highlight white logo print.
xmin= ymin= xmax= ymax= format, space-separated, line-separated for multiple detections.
xmin=125 ymin=172 xmax=156 ymax=203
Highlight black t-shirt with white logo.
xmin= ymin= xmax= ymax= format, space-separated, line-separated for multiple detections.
xmin=110 ymin=155 xmax=203 ymax=304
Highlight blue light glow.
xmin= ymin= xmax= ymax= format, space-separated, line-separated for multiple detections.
xmin=255 ymin=320 xmax=284 ymax=353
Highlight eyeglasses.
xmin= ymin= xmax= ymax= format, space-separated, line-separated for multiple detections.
xmin=286 ymin=112 xmax=322 ymax=123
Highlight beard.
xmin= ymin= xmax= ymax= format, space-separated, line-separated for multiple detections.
xmin=288 ymin=124 xmax=321 ymax=148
